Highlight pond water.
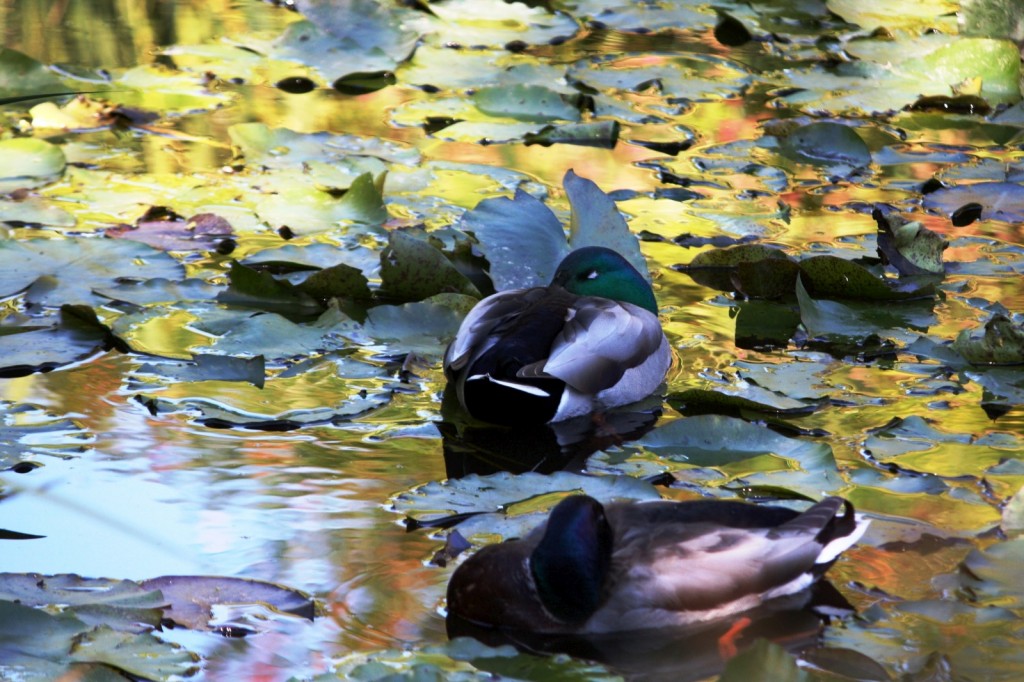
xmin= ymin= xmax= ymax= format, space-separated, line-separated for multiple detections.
xmin=2 ymin=0 xmax=1024 ymax=680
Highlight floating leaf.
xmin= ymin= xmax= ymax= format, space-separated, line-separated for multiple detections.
xmin=953 ymin=314 xmax=1024 ymax=365
xmin=0 ymin=305 xmax=126 ymax=378
xmin=379 ymin=231 xmax=480 ymax=302
xmin=924 ymin=181 xmax=1024 ymax=223
xmin=217 ymin=261 xmax=323 ymax=317
xmin=719 ymin=638 xmax=809 ymax=682
xmin=678 ymin=244 xmax=793 ymax=293
xmin=473 ymin=84 xmax=580 ymax=123
xmin=134 ymin=354 xmax=266 ymax=388
xmin=138 ymin=575 xmax=314 ymax=630
xmin=297 ymin=262 xmax=372 ymax=303
xmin=873 ymin=208 xmax=947 ymax=276
xmin=0 ymin=195 xmax=75 ymax=228
xmin=0 ymin=238 xmax=184 ymax=307
xmin=457 ymin=189 xmax=567 ymax=291
xmin=799 ymin=255 xmax=934 ymax=301
xmin=0 ymin=138 xmax=66 ymax=193
xmin=105 ymin=211 xmax=234 ymax=252
xmin=523 ymin=121 xmax=620 ymax=148
xmin=780 ymin=122 xmax=871 ymax=169
xmin=667 ymin=387 xmax=821 ymax=418
xmin=392 ymin=471 xmax=661 ymax=540
xmin=565 ymin=169 xmax=649 ymax=282
xmin=0 ymin=402 xmax=90 ymax=472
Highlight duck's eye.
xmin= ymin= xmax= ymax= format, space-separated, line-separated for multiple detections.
xmin=584 ymin=269 xmax=599 ymax=280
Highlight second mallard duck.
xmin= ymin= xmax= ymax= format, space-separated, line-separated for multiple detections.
xmin=443 ymin=246 xmax=671 ymax=424
xmin=447 ymin=494 xmax=868 ymax=634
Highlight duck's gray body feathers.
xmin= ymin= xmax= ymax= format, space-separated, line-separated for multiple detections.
xmin=444 ymin=286 xmax=670 ymax=423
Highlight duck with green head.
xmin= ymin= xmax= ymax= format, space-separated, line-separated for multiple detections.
xmin=446 ymin=494 xmax=868 ymax=634
xmin=443 ymin=246 xmax=671 ymax=424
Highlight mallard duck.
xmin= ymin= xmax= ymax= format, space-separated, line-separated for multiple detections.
xmin=443 ymin=246 xmax=671 ymax=424
xmin=446 ymin=494 xmax=868 ymax=634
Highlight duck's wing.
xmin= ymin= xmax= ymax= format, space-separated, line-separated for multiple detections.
xmin=530 ymin=297 xmax=667 ymax=395
xmin=444 ymin=287 xmax=546 ymax=376
xmin=602 ymin=498 xmax=867 ymax=620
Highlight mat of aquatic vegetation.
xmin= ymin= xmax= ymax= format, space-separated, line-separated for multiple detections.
xmin=1 ymin=0 xmax=1024 ymax=679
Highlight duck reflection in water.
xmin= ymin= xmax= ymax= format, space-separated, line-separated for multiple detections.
xmin=436 ymin=383 xmax=662 ymax=478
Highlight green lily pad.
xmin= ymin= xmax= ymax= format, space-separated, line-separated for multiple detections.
xmin=924 ymin=181 xmax=1024 ymax=223
xmin=322 ymin=637 xmax=617 ymax=681
xmin=953 ymin=314 xmax=1024 ymax=365
xmin=680 ymin=244 xmax=794 ymax=293
xmin=799 ymin=255 xmax=934 ymax=301
xmin=0 ymin=138 xmax=66 ymax=193
xmin=134 ymin=354 xmax=266 ymax=388
xmin=379 ymin=231 xmax=481 ymax=302
xmin=473 ymin=84 xmax=580 ymax=123
xmin=0 ymin=600 xmax=198 ymax=682
xmin=667 ymin=386 xmax=821 ymax=418
xmin=217 ymin=261 xmax=324 ymax=318
xmin=960 ymin=537 xmax=1024 ymax=609
xmin=826 ymin=0 xmax=957 ymax=31
xmin=0 ymin=238 xmax=184 ymax=307
xmin=358 ymin=297 xmax=474 ymax=356
xmin=0 ymin=196 xmax=75 ymax=228
xmin=0 ymin=305 xmax=126 ymax=378
xmin=297 ymin=262 xmax=372 ymax=303
xmin=796 ymin=276 xmax=935 ymax=340
xmin=458 ymin=188 xmax=567 ymax=290
xmin=565 ymin=170 xmax=650 ymax=283
xmin=0 ymin=48 xmax=64 ymax=102
xmin=392 ymin=471 xmax=661 ymax=540
xmin=874 ymin=208 xmax=947 ymax=276
xmin=425 ymin=0 xmax=579 ymax=48
xmin=780 ymin=121 xmax=871 ymax=169
xmin=229 ymin=123 xmax=418 ymax=168
xmin=523 ymin=121 xmax=620 ymax=149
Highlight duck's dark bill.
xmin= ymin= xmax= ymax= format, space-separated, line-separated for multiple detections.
xmin=446 ymin=581 xmax=853 ymax=682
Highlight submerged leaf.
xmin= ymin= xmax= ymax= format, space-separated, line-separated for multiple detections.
xmin=780 ymin=122 xmax=871 ymax=168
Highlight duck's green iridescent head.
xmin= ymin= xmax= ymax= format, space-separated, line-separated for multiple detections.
xmin=551 ymin=246 xmax=659 ymax=314
xmin=529 ymin=494 xmax=612 ymax=623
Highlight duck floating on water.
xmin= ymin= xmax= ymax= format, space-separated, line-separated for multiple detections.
xmin=443 ymin=246 xmax=671 ymax=424
xmin=446 ymin=494 xmax=868 ymax=634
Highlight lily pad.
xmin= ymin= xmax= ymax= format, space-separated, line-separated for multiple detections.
xmin=565 ymin=170 xmax=649 ymax=283
xmin=953 ymin=314 xmax=1024 ymax=365
xmin=779 ymin=122 xmax=871 ymax=169
xmin=873 ymin=208 xmax=947 ymax=276
xmin=473 ymin=84 xmax=581 ymax=123
xmin=138 ymin=575 xmax=314 ymax=629
xmin=379 ymin=231 xmax=481 ymax=302
xmin=458 ymin=188 xmax=567 ymax=291
xmin=134 ymin=354 xmax=266 ymax=388
xmin=799 ymin=255 xmax=934 ymax=301
xmin=0 ymin=305 xmax=126 ymax=378
xmin=523 ymin=121 xmax=621 ymax=149
xmin=0 ymin=238 xmax=184 ymax=307
xmin=0 ymin=138 xmax=66 ymax=193
xmin=924 ymin=181 xmax=1024 ymax=223
xmin=392 ymin=471 xmax=661 ymax=540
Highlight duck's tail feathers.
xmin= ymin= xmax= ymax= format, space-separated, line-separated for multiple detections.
xmin=814 ymin=499 xmax=870 ymax=566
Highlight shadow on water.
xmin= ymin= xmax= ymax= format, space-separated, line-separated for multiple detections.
xmin=435 ymin=385 xmax=663 ymax=478
xmin=447 ymin=581 xmax=855 ymax=682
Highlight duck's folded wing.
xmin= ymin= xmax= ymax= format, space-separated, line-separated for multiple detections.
xmin=444 ymin=288 xmax=541 ymax=374
xmin=538 ymin=298 xmax=666 ymax=395
xmin=609 ymin=498 xmax=866 ymax=613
